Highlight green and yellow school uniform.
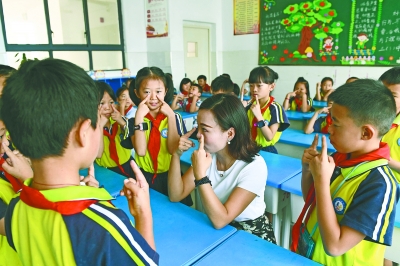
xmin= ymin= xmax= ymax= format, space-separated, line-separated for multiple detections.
xmin=4 ymin=179 xmax=159 ymax=266
xmin=382 ymin=113 xmax=400 ymax=183
xmin=306 ymin=160 xmax=398 ymax=265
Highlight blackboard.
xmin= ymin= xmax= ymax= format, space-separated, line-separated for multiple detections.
xmin=259 ymin=0 xmax=400 ymax=66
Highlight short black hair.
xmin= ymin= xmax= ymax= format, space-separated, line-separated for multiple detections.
xmin=211 ymin=76 xmax=234 ymax=94
xmin=129 ymin=66 xmax=172 ymax=106
xmin=222 ymin=73 xmax=231 ymax=79
xmin=233 ymin=83 xmax=240 ymax=96
xmin=0 ymin=64 xmax=16 ymax=78
xmin=328 ymin=79 xmax=396 ymax=137
xmin=192 ymin=83 xmax=203 ymax=94
xmin=321 ymin=77 xmax=334 ymax=86
xmin=197 ymin=75 xmax=207 ymax=81
xmin=199 ymin=94 xmax=259 ymax=162
xmin=116 ymin=86 xmax=128 ymax=98
xmin=95 ymin=81 xmax=116 ymax=101
xmin=179 ymin=78 xmax=192 ymax=93
xmin=248 ymin=66 xmax=279 ymax=84
xmin=1 ymin=58 xmax=98 ymax=159
xmin=379 ymin=67 xmax=400 ymax=85
xmin=294 ymin=77 xmax=310 ymax=96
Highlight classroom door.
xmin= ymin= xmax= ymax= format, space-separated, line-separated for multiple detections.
xmin=183 ymin=26 xmax=210 ymax=83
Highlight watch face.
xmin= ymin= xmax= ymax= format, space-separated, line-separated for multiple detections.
xmin=257 ymin=120 xmax=265 ymax=128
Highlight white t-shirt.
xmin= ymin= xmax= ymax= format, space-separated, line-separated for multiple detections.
xmin=197 ymin=154 xmax=267 ymax=222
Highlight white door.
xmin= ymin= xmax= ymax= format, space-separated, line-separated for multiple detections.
xmin=183 ymin=26 xmax=210 ymax=82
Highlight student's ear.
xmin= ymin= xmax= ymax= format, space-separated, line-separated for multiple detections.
xmin=227 ymin=127 xmax=236 ymax=142
xmin=75 ymin=119 xmax=93 ymax=147
xmin=360 ymin=125 xmax=375 ymax=140
xmin=270 ymin=83 xmax=276 ymax=91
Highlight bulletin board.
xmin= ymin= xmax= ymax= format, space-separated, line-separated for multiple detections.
xmin=259 ymin=0 xmax=400 ymax=66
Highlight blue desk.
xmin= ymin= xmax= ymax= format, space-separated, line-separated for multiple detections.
xmin=385 ymin=186 xmax=400 ymax=263
xmin=194 ymin=230 xmax=320 ymax=266
xmin=174 ymin=110 xmax=197 ymax=131
xmin=79 ymin=163 xmax=125 ymax=197
xmin=113 ymin=190 xmax=237 ymax=266
xmin=285 ymin=110 xmax=311 ymax=131
xmin=313 ymin=100 xmax=328 ymax=108
xmin=179 ymin=139 xmax=302 ymax=247
xmin=276 ymin=129 xmax=335 ymax=159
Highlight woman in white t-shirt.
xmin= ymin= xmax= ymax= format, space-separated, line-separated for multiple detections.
xmin=168 ymin=94 xmax=276 ymax=243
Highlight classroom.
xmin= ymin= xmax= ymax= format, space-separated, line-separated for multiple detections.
xmin=0 ymin=0 xmax=399 ymax=265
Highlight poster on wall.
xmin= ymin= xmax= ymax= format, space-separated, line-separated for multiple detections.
xmin=234 ymin=0 xmax=260 ymax=35
xmin=146 ymin=0 xmax=169 ymax=38
xmin=259 ymin=0 xmax=400 ymax=66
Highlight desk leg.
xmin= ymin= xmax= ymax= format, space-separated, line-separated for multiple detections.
xmin=280 ymin=201 xmax=291 ymax=249
xmin=272 ymin=212 xmax=281 ymax=246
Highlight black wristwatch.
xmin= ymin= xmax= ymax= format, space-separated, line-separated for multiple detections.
xmin=254 ymin=120 xmax=268 ymax=128
xmin=135 ymin=122 xmax=148 ymax=131
xmin=195 ymin=176 xmax=212 ymax=187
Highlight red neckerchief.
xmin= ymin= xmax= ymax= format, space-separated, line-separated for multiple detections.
xmin=391 ymin=124 xmax=398 ymax=129
xmin=0 ymin=157 xmax=23 ymax=193
xmin=20 ymin=183 xmax=97 ymax=215
xmin=203 ymin=84 xmax=211 ymax=92
xmin=320 ymin=113 xmax=332 ymax=134
xmin=103 ymin=123 xmax=128 ymax=176
xmin=294 ymin=97 xmax=303 ymax=111
xmin=251 ymin=96 xmax=274 ymax=140
xmin=124 ymin=104 xmax=133 ymax=115
xmin=332 ymin=142 xmax=390 ymax=168
xmin=185 ymin=98 xmax=193 ymax=112
xmin=182 ymin=91 xmax=188 ymax=96
xmin=145 ymin=112 xmax=167 ymax=183
xmin=291 ymin=182 xmax=315 ymax=253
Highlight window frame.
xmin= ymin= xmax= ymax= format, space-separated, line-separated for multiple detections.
xmin=0 ymin=0 xmax=125 ymax=71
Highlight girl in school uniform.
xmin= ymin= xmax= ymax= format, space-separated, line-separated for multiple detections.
xmin=168 ymin=94 xmax=276 ymax=243
xmin=116 ymin=86 xmax=135 ymax=119
xmin=283 ymin=77 xmax=313 ymax=112
xmin=314 ymin=77 xmax=334 ymax=101
xmin=304 ymin=101 xmax=333 ymax=134
xmin=129 ymin=67 xmax=192 ymax=206
xmin=179 ymin=77 xmax=192 ymax=96
xmin=244 ymin=66 xmax=289 ymax=154
xmin=95 ymin=81 xmax=135 ymax=178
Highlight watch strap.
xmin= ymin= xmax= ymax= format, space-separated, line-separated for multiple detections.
xmin=195 ymin=176 xmax=212 ymax=187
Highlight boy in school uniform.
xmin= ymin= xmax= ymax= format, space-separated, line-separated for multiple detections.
xmin=0 ymin=59 xmax=159 ymax=266
xmin=380 ymin=67 xmax=400 ymax=183
xmin=293 ymin=79 xmax=399 ymax=265
xmin=197 ymin=74 xmax=211 ymax=93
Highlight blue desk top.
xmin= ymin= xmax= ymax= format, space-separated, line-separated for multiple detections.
xmin=313 ymin=101 xmax=328 ymax=108
xmin=281 ymin=173 xmax=302 ymax=197
xmin=194 ymin=230 xmax=320 ymax=266
xmin=175 ymin=110 xmax=198 ymax=119
xmin=286 ymin=111 xmax=310 ymax=121
xmin=201 ymin=92 xmax=250 ymax=101
xmin=279 ymin=129 xmax=335 ymax=153
xmin=79 ymin=164 xmax=125 ymax=197
xmin=179 ymin=140 xmax=301 ymax=189
xmin=113 ymin=190 xmax=237 ymax=266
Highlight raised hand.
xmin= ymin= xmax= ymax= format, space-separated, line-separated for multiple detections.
xmin=176 ymin=127 xmax=196 ymax=156
xmin=1 ymin=137 xmax=33 ymax=182
xmin=250 ymin=95 xmax=262 ymax=119
xmin=80 ymin=163 xmax=99 ymax=188
xmin=191 ymin=134 xmax=212 ymax=179
xmin=302 ymin=134 xmax=319 ymax=167
xmin=309 ymin=136 xmax=335 ymax=185
xmin=318 ymin=106 xmax=331 ymax=114
xmin=157 ymin=94 xmax=174 ymax=117
xmin=136 ymin=94 xmax=150 ymax=120
xmin=122 ymin=160 xmax=150 ymax=218
xmin=111 ymin=104 xmax=124 ymax=124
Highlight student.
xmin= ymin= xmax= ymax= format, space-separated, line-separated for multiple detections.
xmin=95 ymin=82 xmax=134 ymax=178
xmin=179 ymin=77 xmax=192 ymax=96
xmin=292 ymin=79 xmax=399 ymax=265
xmin=0 ymin=58 xmax=159 ymax=265
xmin=283 ymin=77 xmax=313 ymax=112
xmin=380 ymin=67 xmax=400 ymax=183
xmin=168 ymin=94 xmax=276 ymax=243
xmin=245 ymin=66 xmax=289 ymax=154
xmin=346 ymin=76 xmax=359 ymax=83
xmin=211 ymin=75 xmax=234 ymax=95
xmin=314 ymin=77 xmax=334 ymax=101
xmin=171 ymin=84 xmax=203 ymax=113
xmin=0 ymin=64 xmax=15 ymax=97
xmin=116 ymin=86 xmax=135 ymax=119
xmin=304 ymin=101 xmax=332 ymax=134
xmin=233 ymin=83 xmax=240 ymax=97
xmin=128 ymin=66 xmax=192 ymax=206
xmin=197 ymin=74 xmax=211 ymax=93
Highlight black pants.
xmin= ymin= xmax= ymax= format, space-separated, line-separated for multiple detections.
xmin=261 ymin=145 xmax=278 ymax=154
xmin=140 ymin=169 xmax=193 ymax=207
xmin=108 ymin=156 xmax=135 ymax=178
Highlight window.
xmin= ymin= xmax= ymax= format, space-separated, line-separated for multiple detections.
xmin=0 ymin=0 xmax=124 ymax=71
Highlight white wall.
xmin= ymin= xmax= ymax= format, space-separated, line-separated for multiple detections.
xmin=220 ymin=0 xmax=391 ymax=103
